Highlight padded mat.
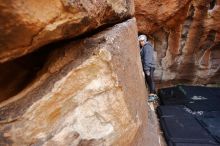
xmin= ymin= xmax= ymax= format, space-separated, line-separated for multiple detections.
xmin=197 ymin=111 xmax=220 ymax=143
xmin=158 ymin=86 xmax=187 ymax=105
xmin=158 ymin=85 xmax=220 ymax=145
xmin=157 ymin=105 xmax=192 ymax=118
xmin=168 ymin=141 xmax=220 ymax=146
xmin=186 ymin=100 xmax=220 ymax=112
xmin=177 ymin=85 xmax=218 ymax=100
xmin=160 ymin=116 xmax=216 ymax=144
xmin=158 ymin=85 xmax=220 ymax=112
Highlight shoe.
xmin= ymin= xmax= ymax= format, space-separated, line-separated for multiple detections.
xmin=152 ymin=94 xmax=159 ymax=100
xmin=148 ymin=94 xmax=159 ymax=102
xmin=148 ymin=95 xmax=156 ymax=102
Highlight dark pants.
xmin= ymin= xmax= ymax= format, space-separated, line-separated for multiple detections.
xmin=145 ymin=67 xmax=156 ymax=94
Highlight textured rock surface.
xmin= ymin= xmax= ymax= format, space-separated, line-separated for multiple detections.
xmin=135 ymin=0 xmax=191 ymax=34
xmin=0 ymin=19 xmax=150 ymax=146
xmin=135 ymin=0 xmax=220 ymax=87
xmin=0 ymin=0 xmax=134 ymax=63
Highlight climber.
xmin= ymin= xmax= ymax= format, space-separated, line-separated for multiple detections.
xmin=138 ymin=34 xmax=158 ymax=102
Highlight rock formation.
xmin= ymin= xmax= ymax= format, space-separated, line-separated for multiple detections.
xmin=135 ymin=0 xmax=220 ymax=87
xmin=0 ymin=18 xmax=151 ymax=146
xmin=1 ymin=0 xmax=219 ymax=145
xmin=0 ymin=0 xmax=134 ymax=63
xmin=0 ymin=0 xmax=156 ymax=145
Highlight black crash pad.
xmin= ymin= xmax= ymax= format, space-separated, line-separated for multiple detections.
xmin=157 ymin=85 xmax=220 ymax=146
xmin=157 ymin=105 xmax=192 ymax=118
xmin=158 ymin=86 xmax=187 ymax=105
xmin=177 ymin=85 xmax=219 ymax=100
xmin=160 ymin=116 xmax=217 ymax=144
xmin=168 ymin=141 xmax=220 ymax=146
xmin=158 ymin=85 xmax=220 ymax=111
xmin=186 ymin=100 xmax=220 ymax=112
xmin=197 ymin=111 xmax=220 ymax=143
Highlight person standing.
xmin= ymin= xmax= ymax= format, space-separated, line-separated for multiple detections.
xmin=138 ymin=35 xmax=158 ymax=102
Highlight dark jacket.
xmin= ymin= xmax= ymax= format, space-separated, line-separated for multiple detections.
xmin=140 ymin=42 xmax=155 ymax=71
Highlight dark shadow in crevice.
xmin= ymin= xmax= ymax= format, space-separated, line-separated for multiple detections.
xmin=209 ymin=0 xmax=216 ymax=10
xmin=0 ymin=45 xmax=54 ymax=103
xmin=179 ymin=5 xmax=195 ymax=55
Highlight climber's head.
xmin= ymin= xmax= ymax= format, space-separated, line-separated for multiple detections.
xmin=138 ymin=35 xmax=147 ymax=47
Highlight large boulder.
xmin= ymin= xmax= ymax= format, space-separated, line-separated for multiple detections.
xmin=0 ymin=19 xmax=149 ymax=146
xmin=0 ymin=0 xmax=134 ymax=63
xmin=135 ymin=0 xmax=220 ymax=86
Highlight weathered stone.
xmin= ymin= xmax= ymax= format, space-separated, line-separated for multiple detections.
xmin=135 ymin=0 xmax=220 ymax=87
xmin=135 ymin=0 xmax=191 ymax=34
xmin=0 ymin=0 xmax=134 ymax=63
xmin=0 ymin=19 xmax=149 ymax=146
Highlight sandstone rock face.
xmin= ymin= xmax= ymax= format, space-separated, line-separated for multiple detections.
xmin=135 ymin=0 xmax=191 ymax=34
xmin=0 ymin=19 xmax=149 ymax=146
xmin=135 ymin=0 xmax=220 ymax=87
xmin=0 ymin=0 xmax=134 ymax=63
